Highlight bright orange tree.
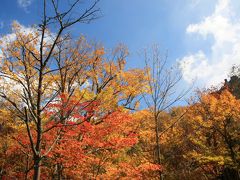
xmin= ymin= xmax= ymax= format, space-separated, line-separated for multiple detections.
xmin=3 ymin=94 xmax=161 ymax=179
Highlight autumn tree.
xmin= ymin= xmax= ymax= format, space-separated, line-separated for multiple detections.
xmin=0 ymin=1 xmax=152 ymax=179
xmin=0 ymin=0 xmax=101 ymax=179
xmin=183 ymin=89 xmax=240 ymax=179
xmin=6 ymin=99 xmax=143 ymax=179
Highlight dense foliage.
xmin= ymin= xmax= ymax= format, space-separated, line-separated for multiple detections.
xmin=0 ymin=1 xmax=239 ymax=179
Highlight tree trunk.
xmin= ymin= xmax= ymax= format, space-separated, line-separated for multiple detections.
xmin=33 ymin=156 xmax=41 ymax=180
xmin=57 ymin=163 xmax=62 ymax=180
xmin=155 ymin=115 xmax=163 ymax=180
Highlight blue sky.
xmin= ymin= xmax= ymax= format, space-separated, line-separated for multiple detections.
xmin=1 ymin=0 xmax=240 ymax=89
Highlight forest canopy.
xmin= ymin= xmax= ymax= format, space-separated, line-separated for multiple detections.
xmin=0 ymin=0 xmax=239 ymax=179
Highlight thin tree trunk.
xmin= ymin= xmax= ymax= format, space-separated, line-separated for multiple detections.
xmin=33 ymin=155 xmax=41 ymax=180
xmin=155 ymin=114 xmax=162 ymax=180
xmin=57 ymin=163 xmax=62 ymax=180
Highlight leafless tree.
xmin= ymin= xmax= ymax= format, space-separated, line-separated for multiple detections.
xmin=143 ymin=45 xmax=191 ymax=180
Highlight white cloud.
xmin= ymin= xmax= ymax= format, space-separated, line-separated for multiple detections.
xmin=17 ymin=0 xmax=33 ymax=12
xmin=179 ymin=0 xmax=240 ymax=88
